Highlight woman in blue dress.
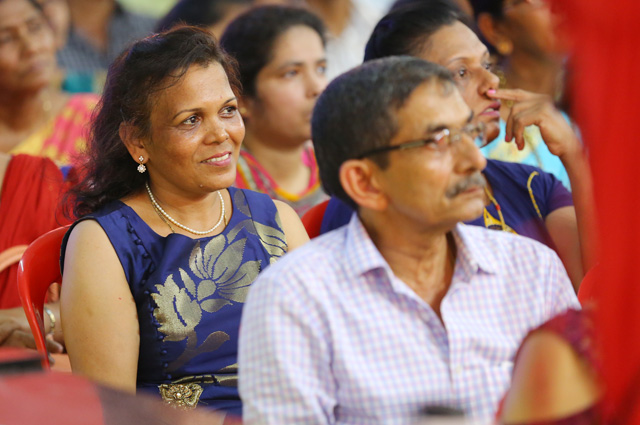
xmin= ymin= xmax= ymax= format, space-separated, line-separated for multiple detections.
xmin=60 ymin=26 xmax=309 ymax=418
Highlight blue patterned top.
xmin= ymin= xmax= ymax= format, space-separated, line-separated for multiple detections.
xmin=62 ymin=188 xmax=287 ymax=416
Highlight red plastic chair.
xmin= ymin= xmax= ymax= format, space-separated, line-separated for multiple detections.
xmin=301 ymin=200 xmax=329 ymax=239
xmin=17 ymin=225 xmax=70 ymax=370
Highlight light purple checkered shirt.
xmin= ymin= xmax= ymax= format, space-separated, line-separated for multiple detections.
xmin=239 ymin=215 xmax=579 ymax=424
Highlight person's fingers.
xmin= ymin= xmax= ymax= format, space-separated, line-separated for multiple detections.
xmin=0 ymin=318 xmax=27 ymax=345
xmin=488 ymin=88 xmax=547 ymax=103
xmin=45 ymin=336 xmax=64 ymax=354
xmin=509 ymin=109 xmax=538 ymax=151
xmin=4 ymin=330 xmax=37 ymax=350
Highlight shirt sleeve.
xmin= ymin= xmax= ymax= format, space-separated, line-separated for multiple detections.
xmin=542 ymin=248 xmax=581 ymax=318
xmin=239 ymin=267 xmax=337 ymax=425
xmin=533 ymin=169 xmax=574 ymax=217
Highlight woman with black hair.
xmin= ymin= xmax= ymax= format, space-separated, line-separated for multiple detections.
xmin=60 ymin=26 xmax=308 ymax=416
xmin=221 ymin=6 xmax=329 ymax=216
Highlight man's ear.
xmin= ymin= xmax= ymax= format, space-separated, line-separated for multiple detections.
xmin=339 ymin=159 xmax=389 ymax=212
xmin=477 ymin=13 xmax=513 ymax=56
xmin=119 ymin=122 xmax=148 ymax=164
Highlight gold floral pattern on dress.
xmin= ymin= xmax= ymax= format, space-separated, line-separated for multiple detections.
xmin=151 ymin=194 xmax=287 ymax=372
xmin=231 ymin=190 xmax=287 ymax=263
xmin=158 ymin=383 xmax=203 ymax=409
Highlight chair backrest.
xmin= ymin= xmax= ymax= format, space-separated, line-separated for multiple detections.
xmin=301 ymin=200 xmax=329 ymax=239
xmin=17 ymin=226 xmax=70 ymax=370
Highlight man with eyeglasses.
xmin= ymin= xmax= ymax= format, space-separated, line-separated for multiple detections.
xmin=238 ymin=57 xmax=579 ymax=424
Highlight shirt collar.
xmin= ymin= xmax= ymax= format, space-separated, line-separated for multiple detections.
xmin=452 ymin=223 xmax=498 ymax=278
xmin=343 ymin=214 xmax=393 ymax=278
xmin=343 ymin=217 xmax=497 ymax=281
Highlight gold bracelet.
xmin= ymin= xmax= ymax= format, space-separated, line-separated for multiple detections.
xmin=43 ymin=306 xmax=55 ymax=337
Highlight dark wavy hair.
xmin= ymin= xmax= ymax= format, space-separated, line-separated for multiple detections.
xmin=365 ymin=0 xmax=470 ymax=62
xmin=69 ymin=26 xmax=240 ymax=218
xmin=155 ymin=0 xmax=254 ymax=33
xmin=219 ymin=5 xmax=326 ymax=98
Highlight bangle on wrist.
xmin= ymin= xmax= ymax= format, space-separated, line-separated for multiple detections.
xmin=44 ymin=306 xmax=55 ymax=337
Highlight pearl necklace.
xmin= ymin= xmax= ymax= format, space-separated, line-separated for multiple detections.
xmin=145 ymin=182 xmax=225 ymax=235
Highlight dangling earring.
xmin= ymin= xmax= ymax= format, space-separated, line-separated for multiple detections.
xmin=497 ymin=40 xmax=513 ymax=56
xmin=137 ymin=155 xmax=146 ymax=173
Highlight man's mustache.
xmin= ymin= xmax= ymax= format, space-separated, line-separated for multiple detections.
xmin=445 ymin=173 xmax=486 ymax=198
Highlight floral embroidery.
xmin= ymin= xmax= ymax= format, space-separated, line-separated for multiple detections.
xmin=158 ymin=383 xmax=203 ymax=409
xmin=150 ymin=192 xmax=287 ymax=372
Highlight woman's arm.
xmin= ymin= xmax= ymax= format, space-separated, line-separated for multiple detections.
xmin=490 ymin=89 xmax=597 ymax=287
xmin=274 ymin=200 xmax=310 ymax=252
xmin=545 ymin=206 xmax=582 ymax=291
xmin=500 ymin=330 xmax=600 ymax=423
xmin=61 ymin=220 xmax=140 ymax=393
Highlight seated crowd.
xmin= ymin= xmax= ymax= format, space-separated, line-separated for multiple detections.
xmin=0 ymin=0 xmax=604 ymax=423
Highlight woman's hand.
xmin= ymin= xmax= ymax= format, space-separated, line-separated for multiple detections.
xmin=0 ymin=309 xmax=63 ymax=353
xmin=489 ymin=88 xmax=598 ymax=285
xmin=488 ymin=88 xmax=582 ymax=162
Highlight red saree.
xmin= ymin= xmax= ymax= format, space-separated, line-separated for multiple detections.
xmin=0 ymin=154 xmax=72 ymax=308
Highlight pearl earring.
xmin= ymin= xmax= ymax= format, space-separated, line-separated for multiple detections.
xmin=137 ymin=155 xmax=146 ymax=173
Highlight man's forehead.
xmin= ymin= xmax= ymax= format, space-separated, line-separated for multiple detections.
xmin=395 ymin=81 xmax=470 ymax=132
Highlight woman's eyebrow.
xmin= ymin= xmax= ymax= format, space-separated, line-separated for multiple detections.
xmin=171 ymin=97 xmax=237 ymax=120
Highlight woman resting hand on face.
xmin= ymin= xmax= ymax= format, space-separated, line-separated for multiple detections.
xmin=466 ymin=0 xmax=575 ymax=190
xmin=321 ymin=0 xmax=595 ymax=291
xmin=220 ymin=5 xmax=329 ymax=217
xmin=60 ymin=26 xmax=309 ymax=418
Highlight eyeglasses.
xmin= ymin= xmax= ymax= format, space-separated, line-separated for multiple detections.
xmin=356 ymin=122 xmax=487 ymax=159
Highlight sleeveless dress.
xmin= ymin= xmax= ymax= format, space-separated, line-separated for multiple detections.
xmin=61 ymin=188 xmax=287 ymax=416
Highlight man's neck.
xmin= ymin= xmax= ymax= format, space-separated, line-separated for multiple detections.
xmin=305 ymin=0 xmax=352 ymax=37
xmin=361 ymin=211 xmax=457 ymax=321
xmin=242 ymin=132 xmax=310 ymax=195
xmin=67 ymin=0 xmax=116 ymax=51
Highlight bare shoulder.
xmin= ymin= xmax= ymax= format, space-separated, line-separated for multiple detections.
xmin=62 ymin=219 xmax=122 ymax=281
xmin=273 ymin=200 xmax=310 ymax=251
xmin=65 ymin=219 xmax=112 ymax=251
xmin=501 ymin=330 xmax=600 ymax=422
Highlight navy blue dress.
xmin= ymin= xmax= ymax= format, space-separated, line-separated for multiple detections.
xmin=62 ymin=188 xmax=287 ymax=416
